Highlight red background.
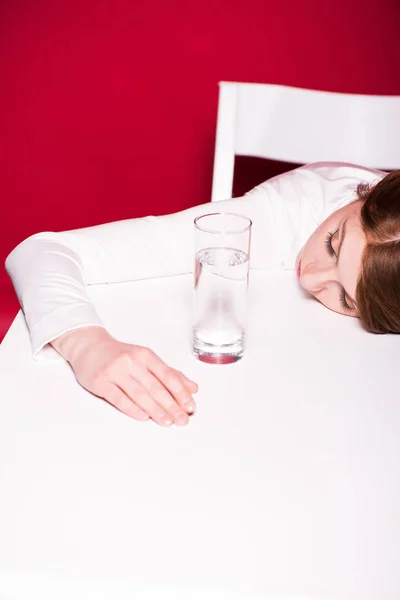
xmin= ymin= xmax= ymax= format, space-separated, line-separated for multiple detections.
xmin=1 ymin=0 xmax=400 ymax=338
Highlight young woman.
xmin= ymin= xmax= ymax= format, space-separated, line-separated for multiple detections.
xmin=6 ymin=162 xmax=400 ymax=427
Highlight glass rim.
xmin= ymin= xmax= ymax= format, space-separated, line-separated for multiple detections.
xmin=194 ymin=212 xmax=252 ymax=234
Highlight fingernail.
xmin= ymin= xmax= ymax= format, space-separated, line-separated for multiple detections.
xmin=174 ymin=411 xmax=189 ymax=426
xmin=160 ymin=413 xmax=173 ymax=426
xmin=184 ymin=400 xmax=196 ymax=414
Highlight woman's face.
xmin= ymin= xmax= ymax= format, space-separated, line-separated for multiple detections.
xmin=296 ymin=200 xmax=366 ymax=317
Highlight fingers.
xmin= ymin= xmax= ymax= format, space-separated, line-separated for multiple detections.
xmin=118 ymin=373 xmax=181 ymax=427
xmin=104 ymin=380 xmax=177 ymax=427
xmin=175 ymin=370 xmax=199 ymax=394
xmin=104 ymin=384 xmax=150 ymax=422
xmin=85 ymin=344 xmax=199 ymax=427
xmin=128 ymin=368 xmax=190 ymax=426
xmin=147 ymin=357 xmax=197 ymax=415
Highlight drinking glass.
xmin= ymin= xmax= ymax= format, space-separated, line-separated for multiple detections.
xmin=193 ymin=212 xmax=252 ymax=364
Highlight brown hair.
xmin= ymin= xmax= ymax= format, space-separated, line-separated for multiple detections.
xmin=356 ymin=170 xmax=400 ymax=333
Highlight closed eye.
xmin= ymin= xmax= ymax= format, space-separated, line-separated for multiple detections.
xmin=324 ymin=231 xmax=337 ymax=257
xmin=325 ymin=228 xmax=354 ymax=313
xmin=339 ymin=287 xmax=353 ymax=313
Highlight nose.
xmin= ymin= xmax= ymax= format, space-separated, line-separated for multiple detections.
xmin=301 ymin=262 xmax=336 ymax=292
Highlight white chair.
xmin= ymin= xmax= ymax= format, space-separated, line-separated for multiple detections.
xmin=211 ymin=82 xmax=400 ymax=202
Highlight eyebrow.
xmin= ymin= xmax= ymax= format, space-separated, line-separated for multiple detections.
xmin=337 ymin=217 xmax=356 ymax=306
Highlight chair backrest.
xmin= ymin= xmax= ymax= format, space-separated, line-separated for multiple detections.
xmin=211 ymin=82 xmax=400 ymax=202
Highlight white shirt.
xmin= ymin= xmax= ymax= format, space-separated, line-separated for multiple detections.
xmin=5 ymin=162 xmax=384 ymax=359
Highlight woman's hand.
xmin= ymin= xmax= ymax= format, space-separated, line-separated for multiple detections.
xmin=51 ymin=327 xmax=198 ymax=426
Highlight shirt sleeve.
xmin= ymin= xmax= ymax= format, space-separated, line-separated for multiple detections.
xmin=5 ymin=162 xmax=383 ymax=359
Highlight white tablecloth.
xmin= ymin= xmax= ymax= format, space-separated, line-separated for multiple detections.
xmin=0 ymin=271 xmax=399 ymax=600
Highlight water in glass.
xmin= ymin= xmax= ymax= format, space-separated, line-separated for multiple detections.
xmin=193 ymin=246 xmax=249 ymax=363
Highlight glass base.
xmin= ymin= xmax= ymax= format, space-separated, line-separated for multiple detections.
xmin=192 ymin=334 xmax=244 ymax=364
xmin=194 ymin=351 xmax=243 ymax=364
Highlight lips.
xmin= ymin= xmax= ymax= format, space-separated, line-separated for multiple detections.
xmin=297 ymin=260 xmax=302 ymax=278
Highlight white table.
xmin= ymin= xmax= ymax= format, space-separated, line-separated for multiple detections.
xmin=0 ymin=271 xmax=399 ymax=600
